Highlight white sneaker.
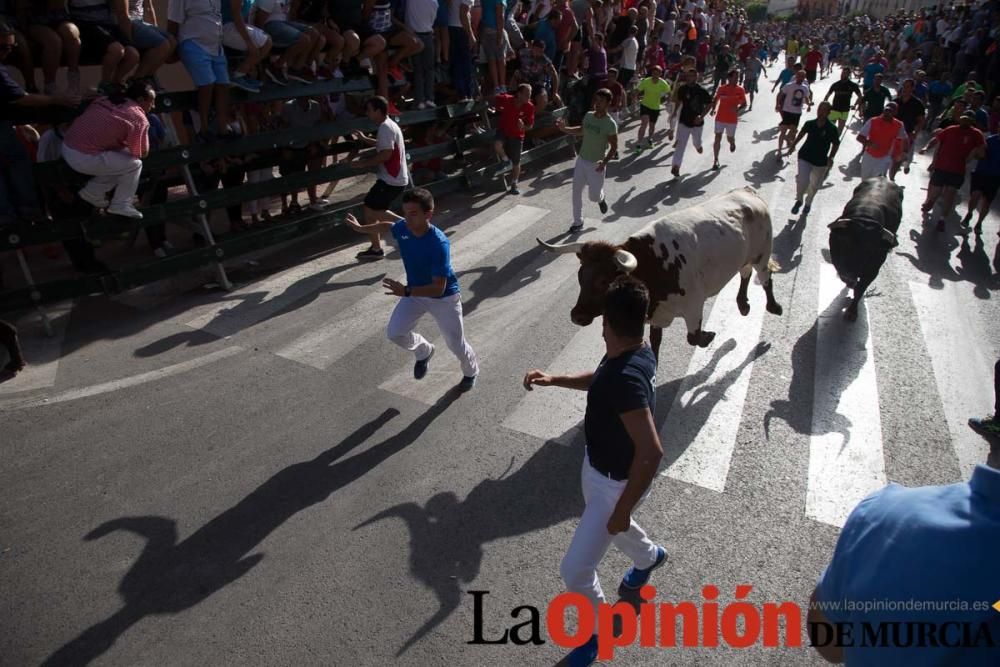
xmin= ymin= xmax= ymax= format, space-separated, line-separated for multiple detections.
xmin=107 ymin=203 xmax=143 ymax=219
xmin=309 ymin=198 xmax=330 ymax=211
xmin=78 ymin=189 xmax=109 ymax=209
xmin=416 ymin=102 xmax=427 ymax=110
xmin=425 ymin=101 xmax=437 ymax=108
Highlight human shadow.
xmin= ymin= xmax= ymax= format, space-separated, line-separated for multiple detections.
xmin=661 ymin=168 xmax=722 ymax=207
xmin=897 ymin=223 xmax=961 ymax=291
xmin=525 ymin=165 xmax=574 ymax=194
xmin=956 ymin=234 xmax=999 ymax=299
xmin=353 ymin=435 xmax=584 ymax=656
xmin=836 ymin=151 xmax=863 ymax=182
xmin=458 ymin=244 xmax=564 ymax=317
xmin=751 ymin=127 xmax=780 ymax=144
xmin=765 ymin=287 xmax=869 ymax=446
xmin=773 ymin=216 xmax=809 ymax=273
xmin=743 ymin=156 xmax=786 ymax=189
xmin=43 ymin=394 xmax=461 ymax=667
xmin=606 ymin=184 xmax=667 ymax=222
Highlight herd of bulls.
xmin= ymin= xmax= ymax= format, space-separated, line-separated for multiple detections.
xmin=538 ymin=180 xmax=904 ymax=356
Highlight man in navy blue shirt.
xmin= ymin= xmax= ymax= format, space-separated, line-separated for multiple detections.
xmin=522 ymin=276 xmax=667 ymax=667
xmin=344 ymin=187 xmax=479 ymax=390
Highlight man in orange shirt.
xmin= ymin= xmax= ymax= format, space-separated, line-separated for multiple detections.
xmin=857 ymin=101 xmax=908 ymax=179
xmin=709 ymin=68 xmax=747 ymax=170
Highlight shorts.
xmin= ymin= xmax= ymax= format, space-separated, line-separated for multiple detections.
xmin=263 ymin=20 xmax=310 ymax=49
xmin=970 ymin=172 xmax=999 ymax=201
xmin=640 ymin=105 xmax=660 ymax=124
xmin=222 ymin=22 xmax=270 ymax=50
xmin=76 ymin=21 xmax=130 ymax=62
xmin=480 ymin=26 xmax=503 ymax=60
xmin=805 ymin=68 xmax=817 ymax=83
xmin=130 ymin=19 xmax=170 ymax=50
xmin=503 ymin=136 xmax=523 ymax=164
xmin=715 ymin=120 xmax=736 ymax=137
xmin=28 ymin=10 xmax=72 ymax=30
xmin=364 ymin=179 xmax=406 ymax=211
xmin=780 ymin=111 xmax=801 ymax=127
xmin=828 ymin=109 xmax=849 ymax=121
xmin=178 ymin=39 xmax=230 ymax=87
xmin=929 ymin=169 xmax=964 ymax=189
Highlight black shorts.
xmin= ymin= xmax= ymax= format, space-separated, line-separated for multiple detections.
xmin=76 ymin=21 xmax=131 ymax=61
xmin=364 ymin=179 xmax=406 ymax=211
xmin=780 ymin=110 xmax=801 ymax=127
xmin=805 ymin=68 xmax=817 ymax=83
xmin=970 ymin=172 xmax=999 ymax=201
xmin=929 ymin=169 xmax=964 ymax=189
xmin=640 ymin=105 xmax=660 ymax=124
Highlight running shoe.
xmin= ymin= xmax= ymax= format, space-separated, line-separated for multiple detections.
xmin=498 ymin=158 xmax=512 ymax=174
xmin=598 ymin=198 xmax=608 ymax=214
xmin=568 ymin=223 xmax=584 ymax=233
xmin=969 ymin=416 xmax=1000 ymax=438
xmin=803 ymin=203 xmax=811 ymax=215
xmin=107 ymin=203 xmax=143 ymax=219
xmin=356 ymin=247 xmax=385 ymax=261
xmin=265 ymin=65 xmax=289 ymax=86
xmin=509 ymin=185 xmax=520 ymax=195
xmin=565 ymin=635 xmax=598 ymax=667
xmin=712 ymin=160 xmax=720 ymax=170
xmin=620 ymin=545 xmax=668 ymax=589
xmin=791 ymin=200 xmax=802 ymax=214
xmin=414 ymin=346 xmax=435 ymax=379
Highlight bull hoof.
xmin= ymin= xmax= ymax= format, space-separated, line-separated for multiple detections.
xmin=766 ymin=301 xmax=783 ymax=315
xmin=737 ymin=299 xmax=750 ymax=316
xmin=844 ymin=308 xmax=858 ymax=322
xmin=687 ymin=330 xmax=716 ymax=348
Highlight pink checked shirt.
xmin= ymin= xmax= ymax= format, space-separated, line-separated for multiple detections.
xmin=63 ymin=98 xmax=150 ymax=159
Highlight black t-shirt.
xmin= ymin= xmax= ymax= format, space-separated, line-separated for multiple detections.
xmin=797 ymin=118 xmax=840 ymax=167
xmin=677 ymin=82 xmax=711 ymax=127
xmin=584 ymin=344 xmax=657 ymax=480
xmin=828 ymin=78 xmax=861 ymax=112
xmin=894 ymin=95 xmax=925 ymax=133
xmin=862 ymin=85 xmax=891 ymax=118
xmin=327 ymin=0 xmax=363 ymax=29
xmin=0 ymin=63 xmax=26 ymax=121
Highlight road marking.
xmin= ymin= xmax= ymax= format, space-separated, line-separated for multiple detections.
xmin=909 ymin=281 xmax=995 ymax=478
xmin=0 ymin=346 xmax=242 ymax=410
xmin=806 ymin=262 xmax=886 ymax=528
xmin=660 ymin=274 xmax=768 ymax=492
xmin=276 ymin=205 xmax=549 ymax=370
xmin=0 ymin=302 xmax=74 ymax=396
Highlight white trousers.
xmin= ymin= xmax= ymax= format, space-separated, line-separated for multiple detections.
xmin=386 ymin=293 xmax=479 ymax=378
xmin=62 ymin=145 xmax=143 ymax=207
xmin=796 ymin=159 xmax=827 ymax=203
xmin=672 ymin=123 xmax=704 ymax=167
xmin=560 ymin=455 xmax=658 ymax=616
xmin=860 ymin=152 xmax=892 ymax=179
xmin=572 ymin=157 xmax=606 ymax=226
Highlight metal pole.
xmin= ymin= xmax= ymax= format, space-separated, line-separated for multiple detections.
xmin=15 ymin=249 xmax=53 ymax=337
xmin=179 ymin=162 xmax=233 ymax=291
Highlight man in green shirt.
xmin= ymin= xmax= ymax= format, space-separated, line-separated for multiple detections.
xmin=556 ymin=88 xmax=618 ymax=233
xmin=787 ymin=101 xmax=840 ymax=215
xmin=634 ymin=65 xmax=671 ymax=152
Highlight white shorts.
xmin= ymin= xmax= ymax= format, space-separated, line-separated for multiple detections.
xmin=222 ymin=22 xmax=270 ymax=51
xmin=714 ymin=121 xmax=737 ymax=137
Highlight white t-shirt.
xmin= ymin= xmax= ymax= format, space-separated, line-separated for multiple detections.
xmin=621 ymin=36 xmax=638 ymax=70
xmin=254 ymin=0 xmax=289 ymax=23
xmin=376 ymin=118 xmax=409 ymax=187
xmin=406 ymin=0 xmax=438 ymax=32
xmin=448 ymin=0 xmax=472 ymax=28
xmin=780 ymin=81 xmax=810 ymax=115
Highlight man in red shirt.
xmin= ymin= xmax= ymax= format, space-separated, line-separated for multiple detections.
xmin=493 ymin=83 xmax=535 ymax=195
xmin=804 ymin=44 xmax=823 ymax=84
xmin=919 ymin=111 xmax=987 ymax=232
xmin=709 ymin=68 xmax=747 ymax=170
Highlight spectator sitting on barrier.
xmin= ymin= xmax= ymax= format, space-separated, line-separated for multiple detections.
xmin=120 ymin=0 xmax=176 ymax=83
xmin=326 ymin=0 xmax=386 ymax=80
xmin=365 ymin=0 xmax=422 ymax=115
xmin=253 ymin=0 xmax=324 ymax=84
xmin=61 ymin=78 xmax=154 ymax=219
xmin=26 ymin=0 xmax=82 ymax=95
xmin=0 ymin=1 xmax=37 ymax=91
xmin=67 ymin=0 xmax=140 ymax=92
xmin=168 ymin=0 xmax=237 ymax=141
xmin=221 ymin=0 xmax=269 ymax=92
xmin=287 ymin=0 xmax=339 ymax=79
xmin=280 ymin=95 xmax=330 ymax=212
xmin=512 ymin=38 xmax=560 ymax=113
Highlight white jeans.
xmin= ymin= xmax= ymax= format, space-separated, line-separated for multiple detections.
xmin=796 ymin=159 xmax=827 ymax=203
xmin=386 ymin=293 xmax=479 ymax=378
xmin=62 ymin=144 xmax=143 ymax=207
xmin=572 ymin=157 xmax=606 ymax=226
xmin=560 ymin=455 xmax=659 ymax=616
xmin=860 ymin=152 xmax=892 ymax=179
xmin=672 ymin=123 xmax=704 ymax=167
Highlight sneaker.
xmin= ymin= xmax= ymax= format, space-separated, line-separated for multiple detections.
xmin=568 ymin=223 xmax=584 ymax=233
xmin=694 ymin=144 xmax=703 ymax=154
xmin=230 ymin=74 xmax=262 ymax=93
xmin=356 ymin=247 xmax=385 ymax=261
xmin=309 ymin=198 xmax=331 ymax=211
xmin=265 ymin=65 xmax=289 ymax=86
xmin=458 ymin=374 xmax=477 ymax=391
xmin=598 ymin=198 xmax=608 ymax=214
xmin=803 ymin=203 xmax=811 ymax=215
xmin=903 ymin=165 xmax=910 ymax=174
xmin=425 ymin=100 xmax=437 ymax=108
xmin=969 ymin=416 xmax=1000 ymax=438
xmin=509 ymin=185 xmax=520 ymax=195
xmin=107 ymin=203 xmax=143 ymax=219
xmin=791 ymin=200 xmax=802 ymax=214
xmin=920 ymin=201 xmax=933 ymax=213
xmin=78 ymin=189 xmax=110 ymax=209
xmin=566 ymin=635 xmax=599 ymax=667
xmin=414 ymin=346 xmax=435 ymax=380
xmin=620 ymin=545 xmax=668 ymax=589
xmin=498 ymin=158 xmax=512 ymax=174
xmin=712 ymin=160 xmax=720 ymax=170
xmin=671 ymin=165 xmax=680 ymax=177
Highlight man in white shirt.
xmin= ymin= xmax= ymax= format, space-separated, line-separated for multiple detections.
xmin=775 ymin=68 xmax=812 ymax=158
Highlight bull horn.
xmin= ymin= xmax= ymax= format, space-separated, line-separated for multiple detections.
xmin=614 ymin=249 xmax=638 ymax=273
xmin=536 ymin=238 xmax=586 ymax=254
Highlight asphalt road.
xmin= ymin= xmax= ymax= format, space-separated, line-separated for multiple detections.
xmin=3 ymin=71 xmax=999 ymax=667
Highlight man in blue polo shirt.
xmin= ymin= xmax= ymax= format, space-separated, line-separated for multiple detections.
xmin=344 ymin=187 xmax=479 ymax=390
xmin=809 ymin=443 xmax=1000 ymax=665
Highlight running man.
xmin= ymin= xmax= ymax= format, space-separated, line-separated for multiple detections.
xmin=556 ymin=88 xmax=617 ymax=234
xmin=743 ymin=50 xmax=768 ymax=110
xmin=709 ymin=68 xmax=747 ymax=170
xmin=670 ymin=67 xmax=711 ymax=177
xmin=919 ymin=111 xmax=986 ymax=233
xmin=823 ymin=68 xmax=862 ymax=133
xmin=633 ymin=65 xmax=671 ymax=152
xmin=522 ymin=275 xmax=667 ymax=667
xmin=493 ymin=83 xmax=535 ymax=195
xmin=889 ymin=78 xmax=925 ymax=180
xmin=857 ymin=101 xmax=907 ymax=179
xmin=343 ymin=187 xmax=479 ymax=390
xmin=787 ymin=101 xmax=840 ymax=215
xmin=961 ymin=129 xmax=1000 ymax=234
xmin=776 ymin=68 xmax=812 ymax=159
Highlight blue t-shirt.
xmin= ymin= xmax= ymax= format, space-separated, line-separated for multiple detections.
xmin=814 ymin=465 xmax=1000 ymax=666
xmin=928 ymin=80 xmax=953 ymax=100
xmin=479 ymin=0 xmax=505 ymax=30
xmin=777 ymin=68 xmax=794 ymax=86
xmin=862 ymin=61 xmax=884 ymax=89
xmin=535 ymin=19 xmax=557 ymax=61
xmin=391 ymin=220 xmax=459 ymax=298
xmin=973 ymin=134 xmax=1000 ymax=176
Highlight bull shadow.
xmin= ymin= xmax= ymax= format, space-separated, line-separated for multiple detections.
xmin=773 ymin=216 xmax=809 ymax=274
xmin=765 ymin=287 xmax=869 ymax=446
xmin=42 ymin=395 xmax=460 ymax=667
xmin=607 ymin=184 xmax=667 ymax=222
xmin=458 ymin=243 xmax=565 ymax=317
xmin=353 ymin=435 xmax=584 ymax=656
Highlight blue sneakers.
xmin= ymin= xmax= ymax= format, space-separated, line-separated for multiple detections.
xmin=566 ymin=634 xmax=598 ymax=667
xmin=620 ymin=545 xmax=668 ymax=590
xmin=414 ymin=346 xmax=434 ymax=379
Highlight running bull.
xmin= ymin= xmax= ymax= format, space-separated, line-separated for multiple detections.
xmin=538 ymin=186 xmax=782 ymax=360
xmin=827 ymin=178 xmax=903 ymax=321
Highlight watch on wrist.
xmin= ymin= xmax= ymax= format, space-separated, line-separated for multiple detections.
xmin=404 ymin=285 xmax=412 ymax=297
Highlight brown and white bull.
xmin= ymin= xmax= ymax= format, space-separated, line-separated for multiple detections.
xmin=538 ymin=186 xmax=783 ymax=360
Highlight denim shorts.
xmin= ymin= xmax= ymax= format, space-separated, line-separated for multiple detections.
xmin=263 ymin=20 xmax=309 ymax=49
xmin=178 ymin=39 xmax=230 ymax=87
xmin=131 ymin=19 xmax=170 ymax=50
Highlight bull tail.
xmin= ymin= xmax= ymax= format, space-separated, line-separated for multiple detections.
xmin=755 ymin=256 xmax=780 ymax=285
xmin=767 ymin=258 xmax=781 ymax=273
